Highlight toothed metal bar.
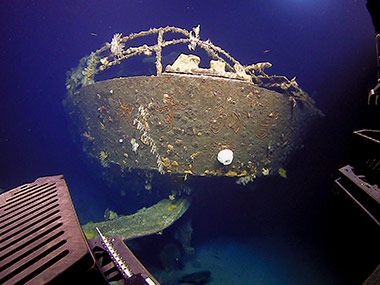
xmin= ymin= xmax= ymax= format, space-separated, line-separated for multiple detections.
xmin=95 ymin=227 xmax=133 ymax=279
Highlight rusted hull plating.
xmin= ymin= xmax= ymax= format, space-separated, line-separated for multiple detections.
xmin=64 ymin=74 xmax=317 ymax=178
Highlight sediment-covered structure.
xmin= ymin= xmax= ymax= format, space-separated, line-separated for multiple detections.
xmin=64 ymin=25 xmax=322 ymax=183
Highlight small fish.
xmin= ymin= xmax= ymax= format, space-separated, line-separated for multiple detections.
xmin=90 ymin=32 xmax=98 ymax=36
xmin=264 ymin=49 xmax=271 ymax=54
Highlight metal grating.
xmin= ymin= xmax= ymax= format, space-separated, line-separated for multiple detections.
xmin=0 ymin=175 xmax=96 ymax=284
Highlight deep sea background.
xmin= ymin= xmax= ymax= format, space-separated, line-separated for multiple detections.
xmin=1 ymin=1 xmax=379 ymax=284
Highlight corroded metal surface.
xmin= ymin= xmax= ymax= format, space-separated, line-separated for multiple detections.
xmin=64 ymin=74 xmax=316 ymax=179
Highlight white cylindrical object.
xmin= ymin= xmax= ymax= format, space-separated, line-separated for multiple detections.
xmin=217 ymin=149 xmax=233 ymax=165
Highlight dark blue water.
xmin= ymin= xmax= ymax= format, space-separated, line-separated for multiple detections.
xmin=1 ymin=1 xmax=379 ymax=284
